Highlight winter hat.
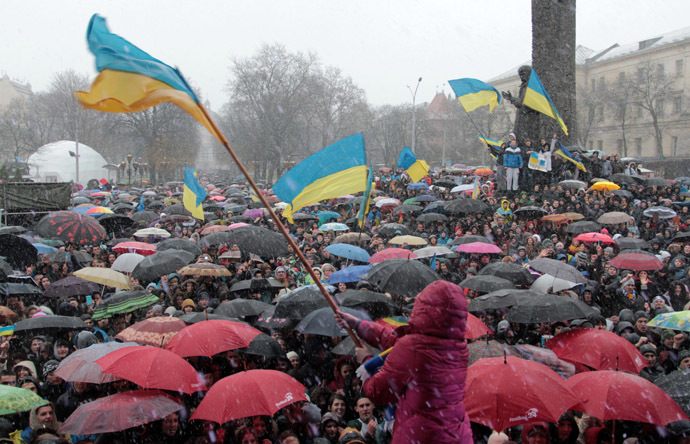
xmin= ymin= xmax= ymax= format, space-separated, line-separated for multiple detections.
xmin=76 ymin=331 xmax=98 ymax=349
xmin=619 ymin=309 xmax=634 ymax=323
xmin=466 ymin=267 xmax=478 ymax=275
xmin=625 ymin=333 xmax=641 ymax=345
xmin=652 ymin=296 xmax=666 ymax=304
xmin=497 ymin=320 xmax=510 ymax=332
xmin=622 ymin=279 xmax=635 ymax=287
xmin=662 ymin=330 xmax=676 ymax=340
xmin=286 ymin=351 xmax=299 ymax=361
xmin=42 ymin=360 xmax=60 ymax=379
xmin=639 ymin=344 xmax=657 ymax=356
xmin=634 ymin=310 xmax=648 ymax=321
xmin=616 ymin=321 xmax=634 ymax=334
xmin=181 ymin=299 xmax=196 ymax=310
xmin=679 ymin=349 xmax=690 ymax=362
xmin=164 ymin=306 xmax=177 ymax=316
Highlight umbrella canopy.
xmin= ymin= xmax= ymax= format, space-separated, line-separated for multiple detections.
xmin=115 ymin=317 xmax=187 ymax=347
xmin=368 ymin=248 xmax=417 ymax=263
xmin=478 ymin=262 xmax=534 ymax=286
xmin=0 ymin=385 xmax=47 ymax=415
xmin=531 ymin=274 xmax=580 ymax=293
xmin=165 ymin=320 xmax=262 ymax=357
xmin=44 ymin=275 xmax=100 ymax=299
xmin=178 ymin=312 xmax=239 ymax=324
xmin=156 ymin=238 xmax=202 ymax=256
xmin=326 ymin=265 xmax=372 ymax=285
xmin=111 ymin=253 xmax=146 ymax=273
xmin=376 ymin=223 xmax=411 ymax=237
xmin=608 ymin=252 xmax=664 ymax=271
xmin=656 ymin=370 xmax=690 ymax=417
xmin=416 ymin=213 xmax=449 ymax=224
xmin=412 ymin=246 xmax=455 ymax=258
xmin=131 ymin=211 xmax=159 ymax=223
xmin=647 ymin=311 xmax=690 ymax=332
xmin=178 ymin=262 xmax=232 ymax=277
xmin=507 ymin=294 xmax=596 ymax=323
xmin=96 ymin=346 xmax=206 ymax=393
xmin=296 ymin=307 xmax=369 ymax=337
xmin=460 ymin=275 xmax=515 ymax=293
xmin=364 ymin=258 xmax=440 ymax=297
xmin=465 ymin=356 xmax=578 ymax=431
xmin=13 ymin=315 xmax=87 ymax=335
xmin=339 ymin=289 xmax=396 ymax=318
xmin=0 ymin=234 xmax=37 ymax=269
xmin=34 ymin=211 xmax=108 ymax=246
xmin=319 ymin=222 xmax=350 ymax=232
xmin=325 ymin=244 xmax=370 ymax=262
xmin=132 ymin=250 xmax=195 ymax=282
xmin=455 ymin=242 xmax=503 ymax=254
xmin=558 ymin=180 xmax=586 ymax=190
xmin=333 ymin=232 xmax=371 ymax=245
xmin=317 ymin=211 xmax=340 ymax=224
xmin=98 ymin=213 xmax=135 ymax=235
xmin=528 ymin=258 xmax=587 ymax=283
xmin=468 ymin=289 xmax=543 ymax=311
xmin=55 ymin=342 xmax=139 ymax=383
xmin=467 ymin=313 xmax=493 ymax=339
xmin=597 ymin=211 xmax=633 ymax=225
xmin=645 ymin=177 xmax=672 ymax=188
xmin=229 ymin=278 xmax=284 ymax=294
xmin=134 ymin=228 xmax=171 ymax=239
xmin=216 ymin=299 xmax=272 ymax=318
xmin=113 ymin=241 xmax=157 ymax=256
xmin=468 ymin=339 xmax=513 ymax=366
xmin=59 ymin=390 xmax=183 ymax=436
xmin=32 ymin=243 xmax=57 ymax=256
xmin=514 ymin=206 xmax=548 ymax=218
xmin=191 ymin=370 xmax=307 ymax=423
xmin=565 ymin=371 xmax=688 ymax=425
xmin=644 ymin=206 xmax=677 ymax=219
xmin=92 ymin=290 xmax=159 ymax=321
xmin=239 ymin=333 xmax=284 ymax=357
xmin=221 ymin=225 xmax=289 ymax=257
xmin=573 ymin=232 xmax=615 ymax=244
xmin=565 ymin=220 xmax=602 ymax=235
xmin=588 ymin=181 xmax=620 ymax=192
xmin=609 ymin=189 xmax=634 ymax=198
xmin=74 ymin=267 xmax=131 ymax=289
xmin=273 ymin=285 xmax=333 ymax=319
xmin=47 ymin=250 xmax=93 ymax=265
xmin=444 ymin=198 xmax=490 ymax=214
xmin=391 ymin=204 xmax=422 ymax=214
xmin=545 ymin=328 xmax=647 ymax=373
xmin=609 ymin=173 xmax=639 ymax=185
xmin=332 ymin=336 xmax=381 ymax=356
xmin=616 ymin=237 xmax=650 ymax=250
xmin=452 ymin=235 xmax=494 ymax=246
xmin=253 ymin=306 xmax=295 ymax=330
xmin=389 ymin=235 xmax=427 ymax=246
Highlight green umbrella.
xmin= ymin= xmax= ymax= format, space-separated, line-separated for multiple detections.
xmin=0 ymin=385 xmax=47 ymax=415
xmin=92 ymin=290 xmax=160 ymax=321
xmin=647 ymin=311 xmax=690 ymax=332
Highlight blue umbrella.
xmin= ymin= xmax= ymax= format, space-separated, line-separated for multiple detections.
xmin=325 ymin=244 xmax=370 ymax=262
xmin=327 ymin=265 xmax=372 ymax=285
xmin=32 ymin=243 xmax=58 ymax=255
xmin=319 ymin=223 xmax=349 ymax=232
xmin=407 ymin=182 xmax=429 ymax=190
xmin=317 ymin=211 xmax=340 ymax=225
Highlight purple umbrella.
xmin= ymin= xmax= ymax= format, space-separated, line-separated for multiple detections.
xmin=243 ymin=208 xmax=267 ymax=219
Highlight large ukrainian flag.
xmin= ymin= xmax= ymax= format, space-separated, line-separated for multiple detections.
xmin=448 ymin=78 xmax=501 ymax=113
xmin=75 ymin=14 xmax=222 ymax=142
xmin=397 ymin=147 xmax=430 ymax=183
xmin=272 ymin=134 xmax=368 ymax=223
xmin=523 ymin=69 xmax=569 ymax=136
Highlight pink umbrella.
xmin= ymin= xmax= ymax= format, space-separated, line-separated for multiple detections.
xmin=368 ymin=248 xmax=418 ymax=263
xmin=573 ymin=232 xmax=615 ymax=244
xmin=209 ymin=195 xmax=226 ymax=201
xmin=228 ymin=223 xmax=249 ymax=230
xmin=455 ymin=242 xmax=502 ymax=254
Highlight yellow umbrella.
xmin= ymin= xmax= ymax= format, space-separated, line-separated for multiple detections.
xmin=562 ymin=212 xmax=585 ymax=221
xmin=74 ymin=267 xmax=131 ymax=289
xmin=389 ymin=235 xmax=428 ymax=246
xmin=588 ymin=181 xmax=620 ymax=192
xmin=178 ymin=263 xmax=232 ymax=277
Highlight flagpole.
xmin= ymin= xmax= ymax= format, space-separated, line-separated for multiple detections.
xmin=197 ymin=104 xmax=364 ymax=347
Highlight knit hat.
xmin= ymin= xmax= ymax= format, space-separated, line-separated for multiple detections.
xmin=497 ymin=320 xmax=510 ymax=332
xmin=181 ymin=299 xmax=196 ymax=310
xmin=679 ymin=349 xmax=690 ymax=362
xmin=622 ymin=279 xmax=635 ymax=287
xmin=338 ymin=427 xmax=366 ymax=444
xmin=662 ymin=329 xmax=676 ymax=339
xmin=164 ymin=306 xmax=177 ymax=316
xmin=42 ymin=360 xmax=60 ymax=379
xmin=639 ymin=344 xmax=657 ymax=356
xmin=286 ymin=351 xmax=299 ymax=361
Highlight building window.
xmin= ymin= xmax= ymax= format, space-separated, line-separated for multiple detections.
xmin=674 ymin=97 xmax=682 ymax=114
xmin=635 ymin=138 xmax=642 ymax=156
xmin=599 ymin=77 xmax=606 ymax=91
xmin=588 ymin=140 xmax=594 ymax=150
xmin=637 ymin=68 xmax=644 ymax=82
xmin=676 ymin=59 xmax=684 ymax=78
xmin=636 ymin=106 xmax=643 ymax=117
xmin=657 ymin=99 xmax=665 ymax=116
xmin=617 ymin=139 xmax=624 ymax=154
xmin=657 ymin=63 xmax=665 ymax=77
xmin=590 ymin=78 xmax=596 ymax=91
xmin=672 ymin=136 xmax=679 ymax=157
xmin=597 ymin=140 xmax=603 ymax=150
xmin=618 ymin=72 xmax=625 ymax=85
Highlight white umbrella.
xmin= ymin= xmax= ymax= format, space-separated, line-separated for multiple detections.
xmin=412 ymin=246 xmax=454 ymax=258
xmin=643 ymin=207 xmax=677 ymax=219
xmin=531 ymin=274 xmax=579 ymax=293
xmin=111 ymin=253 xmax=145 ymax=273
xmin=134 ymin=228 xmax=171 ymax=238
xmin=450 ymin=184 xmax=474 ymax=193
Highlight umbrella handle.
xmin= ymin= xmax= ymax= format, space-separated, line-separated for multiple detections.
xmin=197 ymin=103 xmax=364 ymax=348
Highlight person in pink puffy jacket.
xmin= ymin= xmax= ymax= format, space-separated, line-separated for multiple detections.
xmin=336 ymin=280 xmax=473 ymax=444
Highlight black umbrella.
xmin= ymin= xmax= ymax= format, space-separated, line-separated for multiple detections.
xmin=527 ymin=258 xmax=586 ymax=283
xmin=13 ymin=315 xmax=87 ymax=335
xmin=0 ymin=259 xmax=11 ymax=281
xmin=216 ymin=299 xmax=272 ymax=318
xmin=131 ymin=211 xmax=159 ymax=223
xmin=364 ymin=258 xmax=440 ymax=297
xmin=291 ymin=213 xmax=319 ymax=222
xmin=201 ymin=232 xmax=232 ymax=248
xmin=444 ymin=199 xmax=490 ymax=215
xmin=459 ymin=275 xmax=515 ymax=293
xmin=47 ymin=250 xmax=93 ymax=265
xmin=203 ymin=203 xmax=224 ymax=213
xmin=178 ymin=312 xmax=240 ymax=324
xmin=254 ymin=306 xmax=296 ymax=329
xmin=295 ymin=307 xmax=369 ymax=337
xmin=452 ymin=235 xmax=494 ymax=246
xmin=98 ymin=214 xmax=135 ymax=235
xmin=421 ymin=201 xmax=448 ymax=215
xmin=609 ymin=173 xmax=639 ymax=186
xmin=506 ymin=294 xmax=596 ymax=323
xmin=238 ymin=333 xmax=284 ymax=357
xmin=155 ymin=239 xmax=202 ymax=256
xmin=392 ymin=204 xmax=422 ymax=214
xmin=230 ymin=278 xmax=284 ymax=293
xmin=339 ymin=289 xmax=395 ymax=318
xmin=616 ymin=237 xmax=651 ymax=250
xmin=164 ymin=204 xmax=192 ymax=216
xmin=468 ymin=289 xmax=544 ymax=311
xmin=478 ymin=262 xmax=534 ymax=286
xmin=228 ymin=215 xmax=253 ymax=223
xmin=565 ymin=220 xmax=602 ymax=235
xmin=221 ymin=226 xmax=289 ymax=257
xmin=609 ymin=189 xmax=634 ymax=199
xmin=111 ymin=203 xmax=135 ymax=214
xmin=376 ymin=223 xmax=411 ymax=237
xmin=656 ymin=370 xmax=690 ymax=416
xmin=0 ymin=234 xmax=37 ymax=269
xmin=0 ymin=282 xmax=43 ymax=296
xmin=273 ymin=285 xmax=333 ymax=319
xmin=514 ymin=206 xmax=548 ymax=218
xmin=34 ymin=211 xmax=107 ymax=246
xmin=645 ymin=177 xmax=672 ymax=188
xmin=619 ymin=248 xmax=656 ymax=257
xmin=132 ymin=250 xmax=195 ymax=283
xmin=44 ymin=276 xmax=100 ymax=299
xmin=0 ymin=226 xmax=27 ymax=235
xmin=331 ymin=336 xmax=381 ymax=356
xmin=416 ymin=213 xmax=449 ymax=224
xmin=674 ymin=232 xmax=690 ymax=243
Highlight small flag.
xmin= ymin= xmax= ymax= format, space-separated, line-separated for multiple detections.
xmin=554 ymin=141 xmax=586 ymax=172
xmin=397 ymin=147 xmax=430 ymax=183
xmin=448 ymin=78 xmax=501 ymax=112
xmin=357 ymin=165 xmax=374 ymax=229
xmin=183 ymin=166 xmax=206 ymax=220
xmin=430 ymin=253 xmax=437 ymax=271
xmin=472 ymin=176 xmax=480 ymax=199
xmin=137 ymin=193 xmax=145 ymax=212
xmin=523 ymin=69 xmax=569 ymax=135
xmin=528 ymin=152 xmax=548 ymax=172
xmin=477 ymin=136 xmax=503 ymax=149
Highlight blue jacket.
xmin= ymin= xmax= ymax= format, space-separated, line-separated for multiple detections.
xmin=504 ymin=145 xmax=523 ymax=168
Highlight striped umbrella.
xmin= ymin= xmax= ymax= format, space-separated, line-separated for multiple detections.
xmin=92 ymin=290 xmax=160 ymax=321
xmin=113 ymin=241 xmax=157 ymax=256
xmin=115 ymin=317 xmax=186 ymax=347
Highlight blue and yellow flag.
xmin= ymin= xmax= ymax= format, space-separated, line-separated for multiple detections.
xmin=75 ymin=14 xmax=222 ymax=142
xmin=397 ymin=147 xmax=430 ymax=183
xmin=554 ymin=142 xmax=586 ymax=172
xmin=448 ymin=78 xmax=501 ymax=113
xmin=478 ymin=135 xmax=503 ymax=149
xmin=183 ymin=166 xmax=206 ymax=220
xmin=523 ymin=69 xmax=569 ymax=135
xmin=357 ymin=165 xmax=374 ymax=229
xmin=472 ymin=176 xmax=480 ymax=199
xmin=272 ymin=133 xmax=368 ymax=223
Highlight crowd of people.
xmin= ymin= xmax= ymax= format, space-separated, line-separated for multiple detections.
xmin=1 ymin=153 xmax=690 ymax=444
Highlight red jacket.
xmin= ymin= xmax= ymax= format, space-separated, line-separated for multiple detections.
xmin=357 ymin=280 xmax=473 ymax=444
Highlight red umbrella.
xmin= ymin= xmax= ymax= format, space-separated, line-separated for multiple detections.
xmin=115 ymin=317 xmax=187 ymax=347
xmin=565 ymin=371 xmax=688 ymax=425
xmin=368 ymin=248 xmax=418 ymax=264
xmin=200 ymin=225 xmax=232 ymax=236
xmin=465 ymin=356 xmax=578 ymax=431
xmin=545 ymin=328 xmax=648 ymax=373
xmin=59 ymin=390 xmax=183 ymax=435
xmin=608 ymin=253 xmax=664 ymax=271
xmin=165 ymin=320 xmax=262 ymax=358
xmin=466 ymin=313 xmax=493 ymax=339
xmin=191 ymin=370 xmax=307 ymax=423
xmin=95 ymin=346 xmax=205 ymax=394
xmin=113 ymin=241 xmax=157 ymax=256
xmin=455 ymin=242 xmax=502 ymax=254
xmin=573 ymin=232 xmax=615 ymax=244
xmin=34 ymin=211 xmax=108 ymax=246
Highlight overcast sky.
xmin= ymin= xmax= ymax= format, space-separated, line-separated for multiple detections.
xmin=2 ymin=0 xmax=689 ymax=111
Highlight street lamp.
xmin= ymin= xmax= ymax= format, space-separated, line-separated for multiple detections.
xmin=68 ymin=150 xmax=80 ymax=184
xmin=407 ymin=77 xmax=423 ymax=155
xmin=125 ymin=154 xmax=133 ymax=185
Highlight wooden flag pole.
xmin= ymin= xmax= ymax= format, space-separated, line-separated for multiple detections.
xmin=197 ymin=104 xmax=363 ymax=347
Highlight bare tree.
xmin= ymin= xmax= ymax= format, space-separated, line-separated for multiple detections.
xmin=577 ymin=83 xmax=606 ymax=149
xmin=605 ymin=77 xmax=633 ymax=157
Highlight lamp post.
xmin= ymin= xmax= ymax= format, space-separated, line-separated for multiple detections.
xmin=69 ymin=150 xmax=80 ymax=184
xmin=407 ymin=77 xmax=422 ymax=155
xmin=125 ymin=154 xmax=133 ymax=185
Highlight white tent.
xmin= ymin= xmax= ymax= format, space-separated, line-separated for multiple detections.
xmin=27 ymin=141 xmax=109 ymax=185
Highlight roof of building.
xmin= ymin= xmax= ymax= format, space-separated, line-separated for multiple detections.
xmin=426 ymin=92 xmax=456 ymax=119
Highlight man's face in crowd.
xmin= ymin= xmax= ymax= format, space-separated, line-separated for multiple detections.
xmin=355 ymin=397 xmax=374 ymax=422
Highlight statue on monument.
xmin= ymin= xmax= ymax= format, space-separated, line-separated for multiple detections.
xmin=501 ymin=65 xmax=541 ymax=145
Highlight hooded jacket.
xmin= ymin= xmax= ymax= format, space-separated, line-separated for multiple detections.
xmin=357 ymin=280 xmax=472 ymax=444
